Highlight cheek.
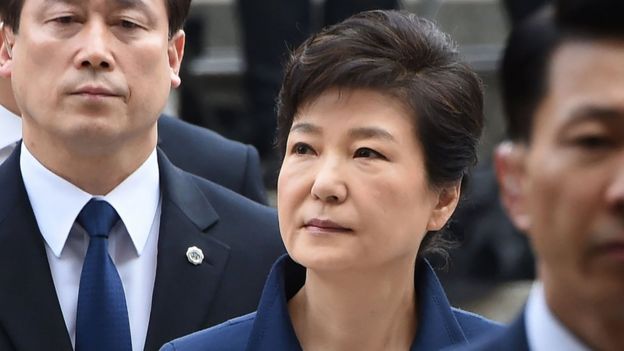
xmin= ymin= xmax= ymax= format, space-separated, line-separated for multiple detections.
xmin=364 ymin=172 xmax=433 ymax=237
xmin=277 ymin=162 xmax=308 ymax=235
xmin=128 ymin=44 xmax=172 ymax=84
xmin=526 ymin=161 xmax=600 ymax=258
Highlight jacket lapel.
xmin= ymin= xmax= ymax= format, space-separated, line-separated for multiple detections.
xmin=0 ymin=147 xmax=73 ymax=351
xmin=144 ymin=150 xmax=231 ymax=351
xmin=411 ymin=260 xmax=467 ymax=350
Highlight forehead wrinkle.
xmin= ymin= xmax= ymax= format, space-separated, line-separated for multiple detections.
xmin=43 ymin=0 xmax=82 ymax=6
xmin=43 ymin=0 xmax=149 ymax=11
xmin=109 ymin=0 xmax=149 ymax=10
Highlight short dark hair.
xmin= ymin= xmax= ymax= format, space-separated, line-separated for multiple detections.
xmin=276 ymin=10 xmax=484 ymax=256
xmin=501 ymin=0 xmax=624 ymax=142
xmin=0 ymin=0 xmax=191 ymax=37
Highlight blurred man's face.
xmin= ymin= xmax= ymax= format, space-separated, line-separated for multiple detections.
xmin=511 ymin=39 xmax=624 ymax=316
xmin=0 ymin=0 xmax=184 ymax=155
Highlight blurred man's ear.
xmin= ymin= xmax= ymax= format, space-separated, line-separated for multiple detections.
xmin=494 ymin=141 xmax=531 ymax=232
xmin=0 ymin=22 xmax=14 ymax=78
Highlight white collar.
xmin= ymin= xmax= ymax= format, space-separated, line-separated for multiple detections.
xmin=525 ymin=282 xmax=590 ymax=351
xmin=0 ymin=105 xmax=21 ymax=149
xmin=20 ymin=143 xmax=160 ymax=257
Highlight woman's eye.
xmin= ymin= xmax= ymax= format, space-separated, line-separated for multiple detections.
xmin=292 ymin=142 xmax=315 ymax=155
xmin=354 ymin=147 xmax=385 ymax=159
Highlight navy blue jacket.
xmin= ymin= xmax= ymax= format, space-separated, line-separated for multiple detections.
xmin=162 ymin=255 xmax=502 ymax=351
xmin=445 ymin=312 xmax=529 ymax=351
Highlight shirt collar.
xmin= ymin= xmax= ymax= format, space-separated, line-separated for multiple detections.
xmin=525 ymin=282 xmax=590 ymax=351
xmin=20 ymin=143 xmax=160 ymax=257
xmin=0 ymin=105 xmax=22 ymax=149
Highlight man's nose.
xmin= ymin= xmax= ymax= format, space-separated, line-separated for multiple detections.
xmin=310 ymin=157 xmax=347 ymax=204
xmin=75 ymin=21 xmax=114 ymax=71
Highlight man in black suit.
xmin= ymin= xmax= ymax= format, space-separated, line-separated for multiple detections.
xmin=452 ymin=1 xmax=624 ymax=350
xmin=0 ymin=1 xmax=283 ymax=350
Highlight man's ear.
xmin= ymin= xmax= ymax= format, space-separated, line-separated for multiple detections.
xmin=426 ymin=181 xmax=461 ymax=231
xmin=168 ymin=30 xmax=185 ymax=89
xmin=494 ymin=141 xmax=531 ymax=232
xmin=0 ymin=22 xmax=15 ymax=78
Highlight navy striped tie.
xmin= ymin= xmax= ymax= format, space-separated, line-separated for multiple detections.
xmin=75 ymin=199 xmax=132 ymax=351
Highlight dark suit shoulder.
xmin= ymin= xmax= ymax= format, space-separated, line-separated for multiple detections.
xmin=157 ymin=115 xmax=267 ymax=204
xmin=187 ymin=172 xmax=276 ymax=229
xmin=160 ymin=313 xmax=256 ymax=351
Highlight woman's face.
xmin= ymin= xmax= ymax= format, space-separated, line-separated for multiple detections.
xmin=277 ymin=88 xmax=459 ymax=272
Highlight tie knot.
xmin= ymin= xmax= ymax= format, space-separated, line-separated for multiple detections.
xmin=77 ymin=199 xmax=120 ymax=238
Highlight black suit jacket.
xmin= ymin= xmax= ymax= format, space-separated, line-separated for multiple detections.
xmin=0 ymin=147 xmax=285 ymax=351
xmin=157 ymin=115 xmax=267 ymax=204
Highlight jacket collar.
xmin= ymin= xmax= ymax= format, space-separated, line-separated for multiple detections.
xmin=247 ymin=255 xmax=468 ymax=351
xmin=411 ymin=259 xmax=467 ymax=350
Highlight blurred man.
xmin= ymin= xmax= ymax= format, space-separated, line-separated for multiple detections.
xmin=0 ymin=1 xmax=283 ymax=350
xmin=454 ymin=1 xmax=624 ymax=350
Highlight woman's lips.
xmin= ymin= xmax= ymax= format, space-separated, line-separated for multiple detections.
xmin=304 ymin=218 xmax=353 ymax=234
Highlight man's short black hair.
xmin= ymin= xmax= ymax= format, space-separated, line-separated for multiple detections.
xmin=501 ymin=0 xmax=624 ymax=142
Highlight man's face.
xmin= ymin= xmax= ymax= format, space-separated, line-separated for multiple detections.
xmin=508 ymin=40 xmax=624 ymax=316
xmin=0 ymin=0 xmax=184 ymax=154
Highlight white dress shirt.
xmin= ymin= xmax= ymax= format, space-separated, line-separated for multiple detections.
xmin=525 ymin=282 xmax=590 ymax=351
xmin=20 ymin=143 xmax=161 ymax=351
xmin=0 ymin=105 xmax=21 ymax=164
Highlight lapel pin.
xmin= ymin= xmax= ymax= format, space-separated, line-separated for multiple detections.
xmin=186 ymin=246 xmax=204 ymax=265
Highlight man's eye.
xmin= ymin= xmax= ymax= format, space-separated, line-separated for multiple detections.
xmin=120 ymin=20 xmax=140 ymax=29
xmin=53 ymin=16 xmax=75 ymax=24
xmin=354 ymin=147 xmax=385 ymax=159
xmin=291 ymin=142 xmax=314 ymax=155
xmin=572 ymin=135 xmax=613 ymax=150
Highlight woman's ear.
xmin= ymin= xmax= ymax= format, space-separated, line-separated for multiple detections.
xmin=426 ymin=181 xmax=461 ymax=231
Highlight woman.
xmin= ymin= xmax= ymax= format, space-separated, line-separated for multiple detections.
xmin=162 ymin=10 xmax=500 ymax=351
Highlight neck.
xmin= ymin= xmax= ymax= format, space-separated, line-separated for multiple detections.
xmin=544 ymin=273 xmax=624 ymax=351
xmin=289 ymin=259 xmax=417 ymax=351
xmin=23 ymin=124 xmax=157 ymax=195
xmin=0 ymin=80 xmax=20 ymax=116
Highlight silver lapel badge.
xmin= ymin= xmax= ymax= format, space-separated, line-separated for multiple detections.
xmin=186 ymin=246 xmax=204 ymax=265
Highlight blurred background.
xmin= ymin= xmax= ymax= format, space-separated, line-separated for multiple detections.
xmin=165 ymin=0 xmax=546 ymax=323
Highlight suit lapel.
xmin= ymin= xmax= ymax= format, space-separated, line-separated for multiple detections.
xmin=0 ymin=148 xmax=73 ymax=351
xmin=144 ymin=151 xmax=231 ymax=351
